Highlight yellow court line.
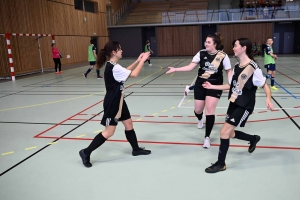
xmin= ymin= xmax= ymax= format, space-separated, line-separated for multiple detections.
xmin=25 ymin=146 xmax=37 ymax=150
xmin=152 ymin=113 xmax=158 ymax=116
xmin=125 ymin=66 xmax=163 ymax=86
xmin=1 ymin=151 xmax=14 ymax=156
xmin=188 ymin=100 xmax=191 ymax=102
xmin=162 ymin=110 xmax=168 ymax=112
xmin=93 ymin=130 xmax=102 ymax=133
xmin=48 ymin=142 xmax=58 ymax=145
xmin=170 ymin=107 xmax=175 ymax=109
xmin=76 ymin=134 xmax=86 ymax=138
xmin=170 ymin=73 xmax=174 ymax=77
xmin=0 ymin=67 xmax=163 ymax=113
xmin=182 ymin=103 xmax=186 ymax=105
xmin=136 ymin=118 xmax=142 ymax=121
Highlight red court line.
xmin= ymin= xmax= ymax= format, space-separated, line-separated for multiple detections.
xmin=277 ymin=70 xmax=300 ymax=84
xmin=294 ymin=106 xmax=300 ymax=108
xmin=144 ymin=116 xmax=154 ymax=118
xmin=271 ymin=110 xmax=280 ymax=112
xmin=131 ymin=115 xmax=140 ymax=117
xmin=35 ymin=136 xmax=300 ymax=151
xmin=77 ymin=114 xmax=88 ymax=116
xmin=158 ymin=116 xmax=168 ymax=118
xmin=217 ymin=114 xmax=227 ymax=116
xmin=67 ymin=115 xmax=300 ymax=124
xmin=34 ymin=60 xmax=180 ymax=139
xmin=173 ymin=116 xmax=183 ymax=118
xmin=187 ymin=116 xmax=196 ymax=118
xmin=33 ymin=100 xmax=103 ymax=138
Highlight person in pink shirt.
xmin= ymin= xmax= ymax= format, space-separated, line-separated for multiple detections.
xmin=52 ymin=43 xmax=62 ymax=74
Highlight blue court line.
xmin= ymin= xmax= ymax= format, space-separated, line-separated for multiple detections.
xmin=263 ymin=73 xmax=298 ymax=99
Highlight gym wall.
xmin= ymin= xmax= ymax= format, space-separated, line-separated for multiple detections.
xmin=0 ymin=0 xmax=109 ymax=77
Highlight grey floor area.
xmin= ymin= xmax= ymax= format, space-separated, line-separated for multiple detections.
xmin=0 ymin=56 xmax=300 ymax=200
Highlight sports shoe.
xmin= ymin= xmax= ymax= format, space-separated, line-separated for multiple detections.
xmin=184 ymin=85 xmax=190 ymax=96
xmin=79 ymin=149 xmax=92 ymax=168
xmin=205 ymin=162 xmax=226 ymax=173
xmin=55 ymin=72 xmax=60 ymax=74
xmin=198 ymin=118 xmax=203 ymax=129
xmin=248 ymin=135 xmax=261 ymax=153
xmin=97 ymin=76 xmax=103 ymax=79
xmin=271 ymin=86 xmax=278 ymax=90
xmin=149 ymin=64 xmax=152 ymax=67
xmin=59 ymin=71 xmax=63 ymax=74
xmin=83 ymin=74 xmax=87 ymax=78
xmin=203 ymin=137 xmax=211 ymax=149
xmin=132 ymin=147 xmax=151 ymax=156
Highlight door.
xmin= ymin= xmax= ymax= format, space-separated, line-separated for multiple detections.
xmin=273 ymin=33 xmax=280 ymax=54
xmin=283 ymin=32 xmax=294 ymax=54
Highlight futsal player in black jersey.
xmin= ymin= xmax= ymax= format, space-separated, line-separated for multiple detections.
xmin=166 ymin=33 xmax=232 ymax=149
xmin=79 ymin=41 xmax=151 ymax=168
xmin=203 ymin=38 xmax=274 ymax=173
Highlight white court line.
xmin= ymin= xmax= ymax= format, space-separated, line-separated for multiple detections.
xmin=179 ymin=106 xmax=300 ymax=110
xmin=178 ymin=75 xmax=198 ymax=107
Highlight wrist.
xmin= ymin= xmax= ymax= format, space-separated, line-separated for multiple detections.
xmin=135 ymin=60 xmax=139 ymax=64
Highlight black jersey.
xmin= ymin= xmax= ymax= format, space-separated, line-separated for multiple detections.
xmin=228 ymin=60 xmax=266 ymax=110
xmin=192 ymin=49 xmax=231 ymax=82
xmin=102 ymin=61 xmax=131 ymax=123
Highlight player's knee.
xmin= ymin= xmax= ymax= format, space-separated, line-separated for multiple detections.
xmin=205 ymin=107 xmax=215 ymax=115
xmin=220 ymin=129 xmax=230 ymax=139
xmin=102 ymin=130 xmax=114 ymax=138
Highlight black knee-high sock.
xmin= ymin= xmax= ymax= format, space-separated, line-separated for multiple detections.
xmin=125 ymin=129 xmax=140 ymax=151
xmin=96 ymin=69 xmax=100 ymax=77
xmin=218 ymin=138 xmax=229 ymax=166
xmin=84 ymin=132 xmax=107 ymax=155
xmin=205 ymin=115 xmax=215 ymax=137
xmin=234 ymin=130 xmax=255 ymax=142
xmin=148 ymin=59 xmax=151 ymax=64
xmin=194 ymin=111 xmax=203 ymax=121
xmin=85 ymin=68 xmax=92 ymax=75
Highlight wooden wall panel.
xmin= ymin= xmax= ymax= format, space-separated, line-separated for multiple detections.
xmin=0 ymin=37 xmax=10 ymax=77
xmin=0 ymin=0 xmax=109 ymax=77
xmin=218 ymin=23 xmax=273 ymax=55
xmin=157 ymin=26 xmax=200 ymax=56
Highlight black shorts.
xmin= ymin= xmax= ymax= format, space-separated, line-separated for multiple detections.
xmin=101 ymin=100 xmax=131 ymax=126
xmin=225 ymin=102 xmax=252 ymax=127
xmin=194 ymin=78 xmax=223 ymax=100
xmin=265 ymin=64 xmax=276 ymax=71
xmin=89 ymin=61 xmax=96 ymax=66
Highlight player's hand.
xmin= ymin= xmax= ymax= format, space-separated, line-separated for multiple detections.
xmin=136 ymin=53 xmax=144 ymax=62
xmin=266 ymin=98 xmax=274 ymax=110
xmin=275 ymin=55 xmax=278 ymax=60
xmin=166 ymin=67 xmax=176 ymax=74
xmin=141 ymin=52 xmax=150 ymax=62
xmin=202 ymin=81 xmax=213 ymax=89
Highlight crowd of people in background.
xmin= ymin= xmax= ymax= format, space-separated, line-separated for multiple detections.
xmin=239 ymin=0 xmax=283 ymax=19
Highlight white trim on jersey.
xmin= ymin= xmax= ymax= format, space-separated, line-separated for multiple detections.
xmin=237 ymin=110 xmax=249 ymax=127
xmin=112 ymin=64 xmax=131 ymax=82
xmin=253 ymin=68 xmax=266 ymax=87
xmin=222 ymin=55 xmax=232 ymax=71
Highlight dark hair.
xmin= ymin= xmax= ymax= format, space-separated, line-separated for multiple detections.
xmin=236 ymin=38 xmax=254 ymax=60
xmin=97 ymin=41 xmax=120 ymax=69
xmin=90 ymin=39 xmax=94 ymax=44
xmin=146 ymin=40 xmax=150 ymax=44
xmin=51 ymin=43 xmax=55 ymax=47
xmin=206 ymin=32 xmax=223 ymax=50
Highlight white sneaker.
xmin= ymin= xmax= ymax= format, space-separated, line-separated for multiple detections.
xmin=198 ymin=118 xmax=203 ymax=129
xmin=184 ymin=85 xmax=190 ymax=96
xmin=149 ymin=64 xmax=152 ymax=67
xmin=203 ymin=137 xmax=211 ymax=149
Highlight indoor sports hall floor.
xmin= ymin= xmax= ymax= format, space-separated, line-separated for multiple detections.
xmin=0 ymin=56 xmax=300 ymax=200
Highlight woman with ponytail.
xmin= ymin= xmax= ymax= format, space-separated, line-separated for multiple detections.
xmin=79 ymin=41 xmax=151 ymax=168
xmin=202 ymin=38 xmax=274 ymax=173
xmin=166 ymin=32 xmax=232 ymax=149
